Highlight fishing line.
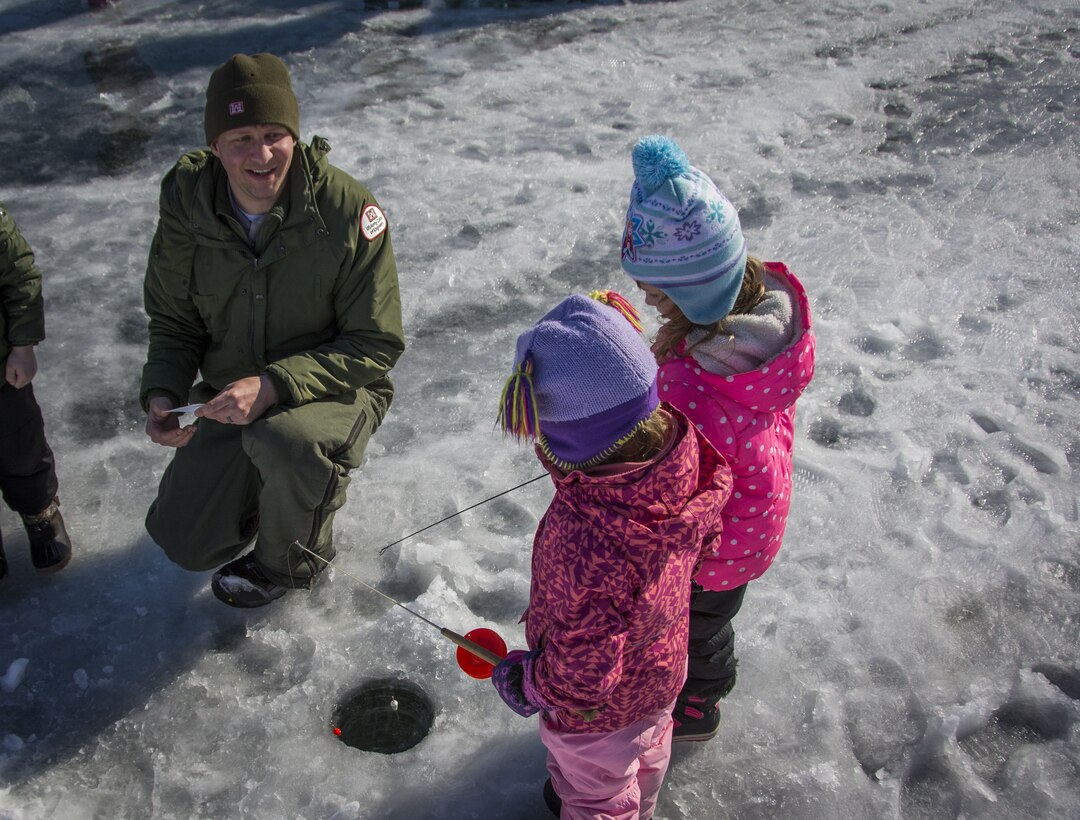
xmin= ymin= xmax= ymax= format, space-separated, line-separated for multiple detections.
xmin=376 ymin=473 xmax=547 ymax=555
xmin=290 ymin=474 xmax=547 ymax=665
xmin=298 ymin=543 xmax=443 ymax=631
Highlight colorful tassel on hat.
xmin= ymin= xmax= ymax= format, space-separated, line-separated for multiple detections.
xmin=589 ymin=290 xmax=643 ymax=334
xmin=497 ymin=355 xmax=541 ymax=441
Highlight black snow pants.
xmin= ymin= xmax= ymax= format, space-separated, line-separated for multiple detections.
xmin=680 ymin=583 xmax=747 ymax=705
xmin=0 ymin=381 xmax=58 ymax=520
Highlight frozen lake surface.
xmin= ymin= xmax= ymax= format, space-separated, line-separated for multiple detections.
xmin=1 ymin=1 xmax=1078 ymax=817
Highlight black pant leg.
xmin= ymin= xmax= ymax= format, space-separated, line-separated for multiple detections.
xmin=0 ymin=382 xmax=58 ymax=516
xmin=682 ymin=583 xmax=748 ymax=703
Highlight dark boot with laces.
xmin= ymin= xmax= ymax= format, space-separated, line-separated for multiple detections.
xmin=22 ymin=498 xmax=72 ymax=575
xmin=211 ymin=551 xmax=291 ymax=608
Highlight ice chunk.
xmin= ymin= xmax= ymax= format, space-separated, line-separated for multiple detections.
xmin=0 ymin=658 xmax=29 ymax=693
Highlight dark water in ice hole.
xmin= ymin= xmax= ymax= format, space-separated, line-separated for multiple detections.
xmin=332 ymin=678 xmax=436 ymax=754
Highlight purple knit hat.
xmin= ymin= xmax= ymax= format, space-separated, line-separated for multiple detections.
xmin=498 ymin=291 xmax=659 ymax=470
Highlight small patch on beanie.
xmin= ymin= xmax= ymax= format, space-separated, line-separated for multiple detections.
xmin=228 ymin=100 xmax=245 ymax=116
xmin=360 ymin=204 xmax=387 ymax=240
xmin=621 ymin=216 xmax=637 ymax=263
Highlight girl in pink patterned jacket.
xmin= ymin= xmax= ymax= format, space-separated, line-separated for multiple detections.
xmin=620 ymin=135 xmax=816 ymax=742
xmin=492 ymin=291 xmax=732 ymax=820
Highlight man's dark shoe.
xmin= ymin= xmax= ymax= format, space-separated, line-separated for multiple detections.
xmin=543 ymin=778 xmax=561 ymax=818
xmin=211 ymin=551 xmax=291 ymax=608
xmin=671 ymin=695 xmax=721 ymax=743
xmin=22 ymin=499 xmax=72 ymax=575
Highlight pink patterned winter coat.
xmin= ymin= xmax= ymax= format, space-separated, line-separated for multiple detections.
xmin=658 ymin=262 xmax=814 ymax=591
xmin=525 ymin=407 xmax=732 ymax=733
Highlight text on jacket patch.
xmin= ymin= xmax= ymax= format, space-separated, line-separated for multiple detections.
xmin=360 ymin=205 xmax=387 ymax=241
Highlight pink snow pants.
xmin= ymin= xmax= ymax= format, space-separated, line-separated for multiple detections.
xmin=539 ymin=699 xmax=677 ymax=820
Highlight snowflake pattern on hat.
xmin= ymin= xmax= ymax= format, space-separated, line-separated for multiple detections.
xmin=620 ymin=136 xmax=747 ymax=325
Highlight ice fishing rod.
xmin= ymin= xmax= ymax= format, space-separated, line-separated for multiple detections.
xmin=294 ymin=475 xmax=548 ymax=671
xmin=298 ymin=544 xmax=600 ymax=719
xmin=296 ymin=543 xmax=504 ymax=667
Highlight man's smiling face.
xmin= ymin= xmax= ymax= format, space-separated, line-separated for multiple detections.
xmin=211 ymin=123 xmax=296 ymax=215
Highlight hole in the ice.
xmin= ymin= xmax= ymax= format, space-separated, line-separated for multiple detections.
xmin=332 ymin=678 xmax=435 ymax=754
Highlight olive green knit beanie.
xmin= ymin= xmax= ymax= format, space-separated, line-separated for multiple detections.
xmin=204 ymin=53 xmax=301 ymax=146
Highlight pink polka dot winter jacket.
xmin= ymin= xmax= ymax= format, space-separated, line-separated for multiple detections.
xmin=658 ymin=262 xmax=815 ymax=592
xmin=525 ymin=409 xmax=733 ymax=733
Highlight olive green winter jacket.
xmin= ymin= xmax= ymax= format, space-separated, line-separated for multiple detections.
xmin=0 ymin=203 xmax=46 ymax=370
xmin=140 ymin=137 xmax=405 ymax=411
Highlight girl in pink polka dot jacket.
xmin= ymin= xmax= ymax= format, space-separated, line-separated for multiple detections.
xmin=620 ymin=135 xmax=816 ymax=742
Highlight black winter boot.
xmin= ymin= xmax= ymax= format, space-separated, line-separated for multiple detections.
xmin=0 ymin=530 xmax=7 ymax=581
xmin=22 ymin=498 xmax=72 ymax=575
xmin=211 ymin=551 xmax=290 ymax=608
xmin=543 ymin=778 xmax=561 ymax=818
xmin=672 ymin=671 xmax=736 ymax=743
xmin=671 ymin=695 xmax=721 ymax=742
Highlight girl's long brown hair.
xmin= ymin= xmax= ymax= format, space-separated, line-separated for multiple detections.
xmin=652 ymin=255 xmax=767 ymax=361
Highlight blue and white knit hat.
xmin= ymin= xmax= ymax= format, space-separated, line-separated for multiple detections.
xmin=498 ymin=291 xmax=659 ymax=470
xmin=620 ymin=135 xmax=747 ymax=325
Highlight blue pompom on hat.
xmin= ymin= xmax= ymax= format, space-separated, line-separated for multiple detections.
xmin=620 ymin=135 xmax=747 ymax=325
xmin=497 ymin=291 xmax=659 ymax=470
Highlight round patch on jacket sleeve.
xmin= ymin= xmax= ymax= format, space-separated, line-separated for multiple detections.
xmin=360 ymin=204 xmax=387 ymax=241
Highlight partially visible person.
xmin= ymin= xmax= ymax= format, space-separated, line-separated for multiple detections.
xmin=140 ymin=53 xmax=404 ymax=607
xmin=0 ymin=202 xmax=72 ymax=581
xmin=490 ymin=291 xmax=732 ymax=819
xmin=620 ymin=134 xmax=815 ymax=741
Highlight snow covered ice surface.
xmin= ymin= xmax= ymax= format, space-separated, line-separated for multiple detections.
xmin=1 ymin=0 xmax=1078 ymax=817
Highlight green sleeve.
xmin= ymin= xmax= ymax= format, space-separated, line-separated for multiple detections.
xmin=139 ymin=176 xmax=208 ymax=410
xmin=0 ymin=205 xmax=46 ymax=348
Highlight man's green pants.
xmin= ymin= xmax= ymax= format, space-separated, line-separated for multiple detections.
xmin=146 ymin=387 xmax=384 ymax=587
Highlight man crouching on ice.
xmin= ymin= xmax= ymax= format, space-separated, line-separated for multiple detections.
xmin=140 ymin=53 xmax=404 ymax=608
